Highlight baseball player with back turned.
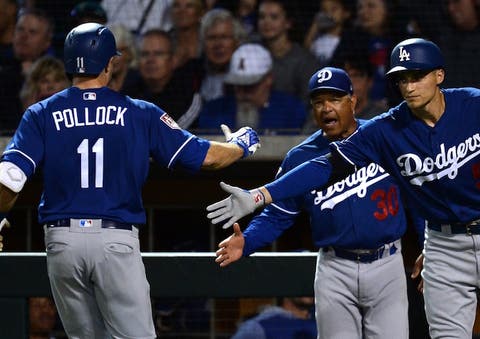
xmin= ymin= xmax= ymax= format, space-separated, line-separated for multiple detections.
xmin=215 ymin=67 xmax=424 ymax=339
xmin=207 ymin=38 xmax=480 ymax=339
xmin=0 ymin=23 xmax=260 ymax=339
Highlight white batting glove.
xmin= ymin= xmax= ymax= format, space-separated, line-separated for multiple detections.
xmin=221 ymin=124 xmax=260 ymax=158
xmin=0 ymin=218 xmax=11 ymax=252
xmin=206 ymin=182 xmax=265 ymax=229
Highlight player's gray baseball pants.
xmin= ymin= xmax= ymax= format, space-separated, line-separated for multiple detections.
xmin=314 ymin=240 xmax=408 ymax=339
xmin=44 ymin=219 xmax=156 ymax=339
xmin=423 ymin=226 xmax=480 ymax=339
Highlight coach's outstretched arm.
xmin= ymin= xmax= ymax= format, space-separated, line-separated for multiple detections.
xmin=207 ymin=153 xmax=355 ymax=229
xmin=201 ymin=124 xmax=260 ymax=170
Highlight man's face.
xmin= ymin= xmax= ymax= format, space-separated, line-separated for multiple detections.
xmin=258 ymin=1 xmax=291 ymax=41
xmin=311 ymin=90 xmax=357 ymax=140
xmin=447 ymin=0 xmax=478 ymax=31
xmin=396 ymin=69 xmax=444 ymax=110
xmin=13 ymin=14 xmax=51 ymax=61
xmin=138 ymin=34 xmax=174 ymax=84
xmin=204 ymin=20 xmax=237 ymax=68
xmin=172 ymin=0 xmax=204 ymax=29
xmin=345 ymin=65 xmax=372 ymax=102
xmin=234 ymin=74 xmax=272 ymax=108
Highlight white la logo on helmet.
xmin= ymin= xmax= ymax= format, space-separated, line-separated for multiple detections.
xmin=398 ymin=46 xmax=410 ymax=62
xmin=316 ymin=69 xmax=332 ymax=83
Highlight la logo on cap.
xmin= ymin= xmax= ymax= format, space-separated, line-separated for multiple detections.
xmin=399 ymin=46 xmax=410 ymax=62
xmin=317 ymin=69 xmax=332 ymax=84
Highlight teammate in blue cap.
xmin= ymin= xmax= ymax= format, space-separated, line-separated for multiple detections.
xmin=0 ymin=22 xmax=260 ymax=338
xmin=215 ymin=66 xmax=424 ymax=339
xmin=207 ymin=37 xmax=480 ymax=338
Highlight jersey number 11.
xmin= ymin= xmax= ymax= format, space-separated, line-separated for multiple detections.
xmin=77 ymin=138 xmax=104 ymax=188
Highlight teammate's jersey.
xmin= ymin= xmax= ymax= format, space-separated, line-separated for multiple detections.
xmin=2 ymin=87 xmax=210 ymax=224
xmin=332 ymin=88 xmax=480 ymax=224
xmin=243 ymin=120 xmax=422 ymax=255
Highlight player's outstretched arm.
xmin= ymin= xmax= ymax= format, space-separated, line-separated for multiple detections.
xmin=206 ymin=182 xmax=271 ymax=229
xmin=201 ymin=124 xmax=260 ymax=170
xmin=215 ymin=223 xmax=245 ymax=267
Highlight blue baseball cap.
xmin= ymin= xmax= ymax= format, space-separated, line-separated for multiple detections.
xmin=308 ymin=67 xmax=353 ymax=96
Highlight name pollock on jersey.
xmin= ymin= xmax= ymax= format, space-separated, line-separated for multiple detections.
xmin=312 ymin=163 xmax=389 ymax=210
xmin=397 ymin=132 xmax=480 ymax=186
xmin=52 ymin=106 xmax=127 ymax=131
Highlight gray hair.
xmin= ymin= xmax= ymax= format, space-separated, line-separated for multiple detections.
xmin=200 ymin=8 xmax=246 ymax=45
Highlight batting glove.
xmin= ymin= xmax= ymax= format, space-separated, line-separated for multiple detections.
xmin=206 ymin=181 xmax=265 ymax=229
xmin=0 ymin=217 xmax=11 ymax=252
xmin=221 ymin=124 xmax=260 ymax=158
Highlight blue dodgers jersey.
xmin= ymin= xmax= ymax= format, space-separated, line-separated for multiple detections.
xmin=2 ymin=87 xmax=210 ymax=224
xmin=332 ymin=88 xmax=480 ymax=224
xmin=244 ymin=120 xmax=413 ymax=253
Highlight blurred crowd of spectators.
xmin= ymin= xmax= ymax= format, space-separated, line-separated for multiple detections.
xmin=0 ymin=0 xmax=479 ymax=137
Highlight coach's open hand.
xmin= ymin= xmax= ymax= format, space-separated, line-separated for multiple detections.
xmin=207 ymin=182 xmax=266 ymax=229
xmin=221 ymin=124 xmax=260 ymax=158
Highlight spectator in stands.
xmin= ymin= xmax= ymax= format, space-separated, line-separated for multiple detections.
xmin=340 ymin=55 xmax=388 ymax=120
xmin=101 ymin=0 xmax=173 ymax=35
xmin=70 ymin=1 xmax=108 ymax=26
xmin=0 ymin=8 xmax=54 ymax=134
xmin=198 ymin=43 xmax=307 ymax=135
xmin=199 ymin=8 xmax=246 ymax=102
xmin=107 ymin=24 xmax=140 ymax=92
xmin=257 ymin=0 xmax=319 ymax=108
xmin=216 ymin=0 xmax=260 ymax=41
xmin=231 ymin=297 xmax=317 ymax=339
xmin=0 ymin=0 xmax=17 ymax=62
xmin=303 ymin=0 xmax=354 ymax=67
xmin=19 ymin=56 xmax=69 ymax=110
xmin=169 ymin=0 xmax=206 ymax=69
xmin=29 ymin=297 xmax=66 ymax=339
xmin=123 ymin=29 xmax=202 ymax=129
xmin=331 ymin=0 xmax=410 ymax=103
xmin=435 ymin=0 xmax=480 ymax=87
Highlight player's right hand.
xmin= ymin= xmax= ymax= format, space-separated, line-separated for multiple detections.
xmin=221 ymin=124 xmax=260 ymax=158
xmin=215 ymin=223 xmax=245 ymax=267
xmin=0 ymin=218 xmax=11 ymax=252
xmin=206 ymin=182 xmax=265 ymax=229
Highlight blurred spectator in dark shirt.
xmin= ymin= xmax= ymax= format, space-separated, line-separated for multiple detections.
xmin=0 ymin=8 xmax=54 ymax=134
xmin=257 ymin=0 xmax=319 ymax=108
xmin=339 ymin=55 xmax=388 ymax=120
xmin=199 ymin=8 xmax=246 ymax=102
xmin=332 ymin=0 xmax=410 ymax=103
xmin=107 ymin=24 xmax=140 ymax=92
xmin=231 ymin=297 xmax=317 ymax=339
xmin=19 ymin=55 xmax=69 ymax=110
xmin=304 ymin=0 xmax=354 ymax=67
xmin=198 ymin=43 xmax=307 ymax=135
xmin=169 ymin=0 xmax=206 ymax=69
xmin=0 ymin=0 xmax=17 ymax=62
xmin=123 ymin=29 xmax=202 ymax=129
xmin=435 ymin=0 xmax=480 ymax=88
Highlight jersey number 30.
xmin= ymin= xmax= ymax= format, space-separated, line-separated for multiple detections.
xmin=77 ymin=138 xmax=104 ymax=188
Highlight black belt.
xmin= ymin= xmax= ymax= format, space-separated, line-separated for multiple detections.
xmin=46 ymin=218 xmax=136 ymax=230
xmin=427 ymin=221 xmax=480 ymax=235
xmin=324 ymin=244 xmax=397 ymax=263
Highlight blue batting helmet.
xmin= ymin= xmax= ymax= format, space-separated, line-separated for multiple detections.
xmin=308 ymin=67 xmax=353 ymax=96
xmin=64 ymin=22 xmax=120 ymax=75
xmin=386 ymin=38 xmax=444 ymax=76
